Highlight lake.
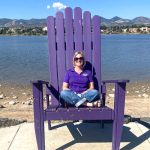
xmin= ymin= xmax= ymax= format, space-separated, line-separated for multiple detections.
xmin=0 ymin=34 xmax=150 ymax=85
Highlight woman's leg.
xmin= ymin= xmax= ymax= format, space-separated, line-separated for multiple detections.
xmin=60 ymin=90 xmax=81 ymax=105
xmin=83 ymin=89 xmax=100 ymax=103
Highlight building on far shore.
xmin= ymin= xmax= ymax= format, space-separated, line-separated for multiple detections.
xmin=129 ymin=28 xmax=138 ymax=33
xmin=140 ymin=27 xmax=150 ymax=32
xmin=42 ymin=27 xmax=47 ymax=31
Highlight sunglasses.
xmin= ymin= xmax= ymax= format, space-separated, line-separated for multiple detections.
xmin=74 ymin=57 xmax=84 ymax=61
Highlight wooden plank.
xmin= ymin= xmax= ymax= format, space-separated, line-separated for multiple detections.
xmin=65 ymin=7 xmax=74 ymax=70
xmin=47 ymin=16 xmax=59 ymax=106
xmin=92 ymin=15 xmax=101 ymax=91
xmin=45 ymin=107 xmax=113 ymax=120
xmin=55 ymin=12 xmax=66 ymax=92
xmin=74 ymin=7 xmax=83 ymax=51
xmin=83 ymin=11 xmax=92 ymax=63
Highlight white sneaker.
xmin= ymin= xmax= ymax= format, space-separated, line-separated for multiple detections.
xmin=75 ymin=98 xmax=87 ymax=107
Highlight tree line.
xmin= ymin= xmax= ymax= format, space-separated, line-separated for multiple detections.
xmin=0 ymin=24 xmax=150 ymax=35
xmin=0 ymin=27 xmax=47 ymax=35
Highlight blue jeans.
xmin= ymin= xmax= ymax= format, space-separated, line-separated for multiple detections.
xmin=60 ymin=89 xmax=100 ymax=106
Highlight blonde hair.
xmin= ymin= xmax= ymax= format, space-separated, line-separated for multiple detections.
xmin=73 ymin=51 xmax=86 ymax=67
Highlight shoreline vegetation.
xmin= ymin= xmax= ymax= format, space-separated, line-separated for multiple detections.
xmin=0 ymin=25 xmax=150 ymax=36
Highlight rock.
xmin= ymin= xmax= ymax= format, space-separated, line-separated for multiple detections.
xmin=25 ymin=100 xmax=33 ymax=105
xmin=106 ymin=100 xmax=110 ymax=104
xmin=12 ymin=96 xmax=18 ymax=99
xmin=142 ymin=93 xmax=149 ymax=98
xmin=124 ymin=115 xmax=132 ymax=124
xmin=108 ymin=94 xmax=114 ymax=98
xmin=22 ymin=92 xmax=26 ymax=95
xmin=0 ymin=94 xmax=4 ymax=99
xmin=28 ymin=97 xmax=33 ymax=100
xmin=138 ymin=94 xmax=142 ymax=97
xmin=112 ymin=88 xmax=115 ymax=91
xmin=135 ymin=91 xmax=139 ymax=93
xmin=0 ymin=104 xmax=5 ymax=108
xmin=9 ymin=101 xmax=18 ymax=105
xmin=126 ymin=91 xmax=129 ymax=94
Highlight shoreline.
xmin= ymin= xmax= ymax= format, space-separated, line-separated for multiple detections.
xmin=0 ymin=33 xmax=150 ymax=36
xmin=0 ymin=81 xmax=150 ymax=122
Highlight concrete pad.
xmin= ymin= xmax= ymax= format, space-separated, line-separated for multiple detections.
xmin=0 ymin=125 xmax=20 ymax=150
xmin=8 ymin=123 xmax=37 ymax=150
xmin=0 ymin=122 xmax=149 ymax=150
xmin=121 ymin=122 xmax=150 ymax=150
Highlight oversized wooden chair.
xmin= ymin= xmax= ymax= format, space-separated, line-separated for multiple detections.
xmin=32 ymin=7 xmax=129 ymax=150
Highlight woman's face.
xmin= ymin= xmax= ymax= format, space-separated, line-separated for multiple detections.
xmin=74 ymin=54 xmax=84 ymax=67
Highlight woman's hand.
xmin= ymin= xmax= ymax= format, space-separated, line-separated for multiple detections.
xmin=62 ymin=82 xmax=70 ymax=90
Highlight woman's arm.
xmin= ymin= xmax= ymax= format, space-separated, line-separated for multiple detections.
xmin=62 ymin=82 xmax=70 ymax=90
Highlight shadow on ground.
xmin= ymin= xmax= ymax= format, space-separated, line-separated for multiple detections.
xmin=48 ymin=119 xmax=150 ymax=150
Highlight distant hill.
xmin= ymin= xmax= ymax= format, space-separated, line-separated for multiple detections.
xmin=101 ymin=16 xmax=150 ymax=26
xmin=0 ymin=18 xmax=46 ymax=28
xmin=0 ymin=16 xmax=150 ymax=28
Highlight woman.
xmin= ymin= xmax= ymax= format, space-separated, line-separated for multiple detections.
xmin=60 ymin=51 xmax=100 ymax=107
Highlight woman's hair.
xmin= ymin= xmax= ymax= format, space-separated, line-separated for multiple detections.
xmin=73 ymin=51 xmax=86 ymax=67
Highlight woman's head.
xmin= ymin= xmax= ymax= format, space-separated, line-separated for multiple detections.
xmin=73 ymin=51 xmax=86 ymax=68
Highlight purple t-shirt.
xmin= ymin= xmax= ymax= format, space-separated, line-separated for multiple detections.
xmin=63 ymin=68 xmax=93 ymax=93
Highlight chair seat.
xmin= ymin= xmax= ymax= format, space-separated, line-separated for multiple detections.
xmin=45 ymin=106 xmax=114 ymax=120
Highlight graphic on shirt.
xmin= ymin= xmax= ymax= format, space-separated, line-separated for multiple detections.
xmin=82 ymin=73 xmax=88 ymax=77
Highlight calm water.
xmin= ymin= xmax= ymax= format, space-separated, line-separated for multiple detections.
xmin=0 ymin=34 xmax=150 ymax=85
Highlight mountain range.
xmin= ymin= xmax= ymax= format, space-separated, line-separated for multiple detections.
xmin=0 ymin=16 xmax=150 ymax=28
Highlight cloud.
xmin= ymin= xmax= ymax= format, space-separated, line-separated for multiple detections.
xmin=47 ymin=5 xmax=51 ymax=9
xmin=52 ymin=2 xmax=67 ymax=10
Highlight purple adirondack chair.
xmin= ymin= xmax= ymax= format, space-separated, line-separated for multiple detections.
xmin=32 ymin=7 xmax=129 ymax=150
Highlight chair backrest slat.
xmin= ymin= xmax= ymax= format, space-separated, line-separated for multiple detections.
xmin=47 ymin=16 xmax=59 ymax=105
xmin=65 ymin=7 xmax=74 ymax=70
xmin=92 ymin=16 xmax=101 ymax=90
xmin=83 ymin=11 xmax=92 ymax=63
xmin=74 ymin=7 xmax=83 ymax=51
xmin=56 ymin=12 xmax=66 ymax=93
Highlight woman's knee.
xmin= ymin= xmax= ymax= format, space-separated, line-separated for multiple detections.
xmin=88 ymin=89 xmax=99 ymax=96
xmin=85 ymin=89 xmax=100 ymax=102
xmin=60 ymin=90 xmax=70 ymax=98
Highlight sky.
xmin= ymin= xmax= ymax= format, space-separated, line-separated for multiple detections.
xmin=0 ymin=0 xmax=150 ymax=19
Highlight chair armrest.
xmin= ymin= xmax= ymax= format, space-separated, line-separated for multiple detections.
xmin=102 ymin=79 xmax=129 ymax=84
xmin=101 ymin=79 xmax=129 ymax=107
xmin=101 ymin=79 xmax=129 ymax=94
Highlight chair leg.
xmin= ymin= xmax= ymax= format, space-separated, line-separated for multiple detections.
xmin=112 ymin=83 xmax=126 ymax=150
xmin=48 ymin=120 xmax=51 ymax=130
xmin=112 ymin=115 xmax=124 ymax=150
xmin=34 ymin=117 xmax=45 ymax=150
xmin=32 ymin=83 xmax=45 ymax=150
